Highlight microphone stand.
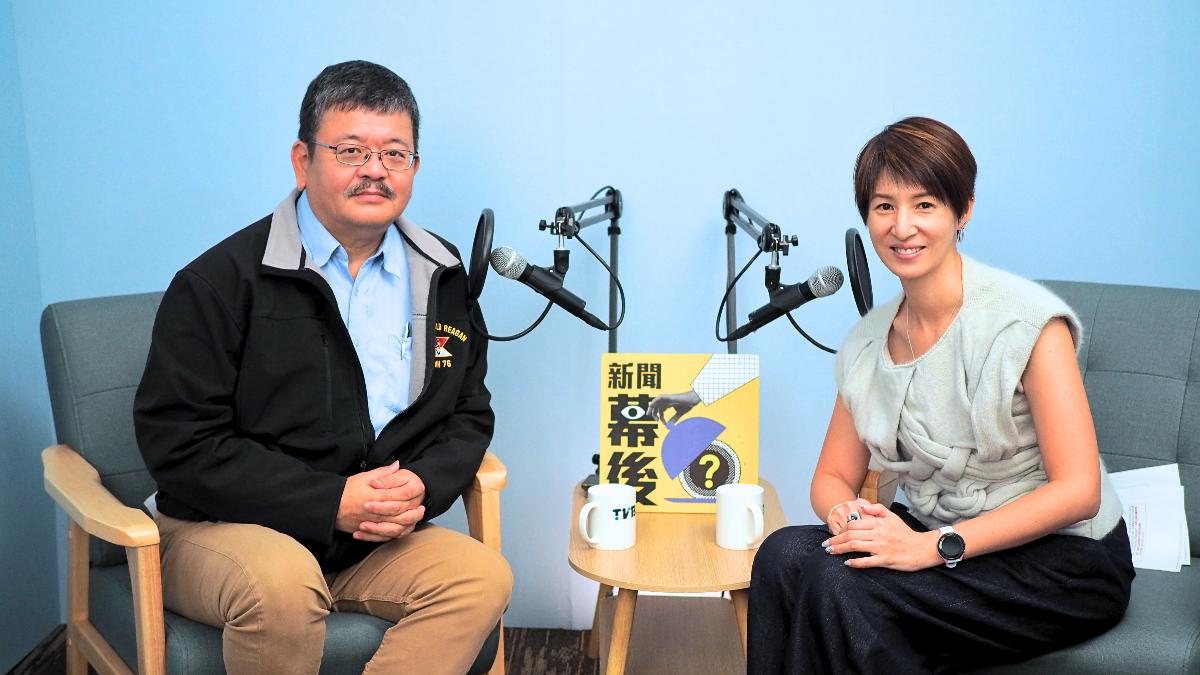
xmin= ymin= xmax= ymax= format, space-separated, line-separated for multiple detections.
xmin=539 ymin=188 xmax=623 ymax=493
xmin=538 ymin=187 xmax=624 ymax=352
xmin=721 ymin=189 xmax=798 ymax=354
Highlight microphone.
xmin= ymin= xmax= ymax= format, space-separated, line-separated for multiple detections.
xmin=728 ymin=266 xmax=844 ymax=341
xmin=490 ymin=246 xmax=609 ymax=330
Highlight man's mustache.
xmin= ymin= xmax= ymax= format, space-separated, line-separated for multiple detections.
xmin=345 ymin=180 xmax=396 ymax=199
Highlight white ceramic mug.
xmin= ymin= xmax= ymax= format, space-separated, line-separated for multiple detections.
xmin=577 ymin=483 xmax=637 ymax=550
xmin=716 ymin=483 xmax=765 ymax=550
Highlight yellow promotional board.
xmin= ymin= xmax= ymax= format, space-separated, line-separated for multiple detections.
xmin=599 ymin=353 xmax=759 ymax=513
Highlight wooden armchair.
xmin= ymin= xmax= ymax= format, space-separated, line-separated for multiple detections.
xmin=858 ymin=468 xmax=897 ymax=507
xmin=41 ymin=292 xmax=509 ymax=675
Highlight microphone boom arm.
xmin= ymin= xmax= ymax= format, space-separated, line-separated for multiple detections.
xmin=534 ymin=187 xmax=625 ymax=351
xmin=720 ymin=188 xmax=837 ymax=353
xmin=723 ymin=189 xmax=800 ymax=351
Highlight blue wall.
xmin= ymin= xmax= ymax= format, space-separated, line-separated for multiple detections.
xmin=3 ymin=0 xmax=1198 ymax=645
xmin=0 ymin=0 xmax=59 ymax=670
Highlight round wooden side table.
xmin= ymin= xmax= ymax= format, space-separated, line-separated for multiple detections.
xmin=568 ymin=480 xmax=786 ymax=675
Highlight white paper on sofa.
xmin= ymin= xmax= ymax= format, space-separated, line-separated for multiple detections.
xmin=1110 ymin=464 xmax=1188 ymax=572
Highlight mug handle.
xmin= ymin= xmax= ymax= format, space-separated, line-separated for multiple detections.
xmin=746 ymin=503 xmax=765 ymax=546
xmin=578 ymin=502 xmax=600 ymax=546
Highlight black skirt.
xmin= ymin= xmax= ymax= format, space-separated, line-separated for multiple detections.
xmin=747 ymin=504 xmax=1135 ymax=674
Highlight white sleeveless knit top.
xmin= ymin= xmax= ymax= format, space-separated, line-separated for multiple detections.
xmin=835 ymin=255 xmax=1123 ymax=539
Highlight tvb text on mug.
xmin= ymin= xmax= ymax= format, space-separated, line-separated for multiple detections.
xmin=578 ymin=483 xmax=637 ymax=550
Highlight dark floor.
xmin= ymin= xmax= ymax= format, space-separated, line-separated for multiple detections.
xmin=503 ymin=628 xmax=597 ymax=675
xmin=7 ymin=625 xmax=598 ymax=675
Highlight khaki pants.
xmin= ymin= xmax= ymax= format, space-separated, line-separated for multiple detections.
xmin=157 ymin=514 xmax=512 ymax=675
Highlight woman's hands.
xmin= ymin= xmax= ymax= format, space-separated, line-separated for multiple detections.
xmin=822 ymin=503 xmax=942 ymax=571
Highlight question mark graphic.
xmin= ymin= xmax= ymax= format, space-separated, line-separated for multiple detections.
xmin=699 ymin=454 xmax=720 ymax=489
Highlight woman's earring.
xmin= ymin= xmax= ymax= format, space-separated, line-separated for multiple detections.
xmin=956 ymin=228 xmax=965 ymax=243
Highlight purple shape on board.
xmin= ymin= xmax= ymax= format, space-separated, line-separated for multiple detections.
xmin=661 ymin=417 xmax=726 ymax=479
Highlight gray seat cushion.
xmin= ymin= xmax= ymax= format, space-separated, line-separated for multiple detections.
xmin=973 ymin=564 xmax=1200 ymax=674
xmin=89 ymin=564 xmax=500 ymax=674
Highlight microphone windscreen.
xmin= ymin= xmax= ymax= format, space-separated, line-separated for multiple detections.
xmin=808 ymin=266 xmax=844 ymax=297
xmin=489 ymin=246 xmax=527 ymax=279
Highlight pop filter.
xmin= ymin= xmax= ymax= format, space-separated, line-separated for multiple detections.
xmin=467 ymin=208 xmax=494 ymax=301
xmin=845 ymin=228 xmax=873 ymax=317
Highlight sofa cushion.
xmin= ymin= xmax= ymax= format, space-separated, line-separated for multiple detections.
xmin=973 ymin=563 xmax=1200 ymax=674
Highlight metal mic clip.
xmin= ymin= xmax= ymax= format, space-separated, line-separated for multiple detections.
xmin=757 ymin=223 xmax=798 ymax=256
xmin=538 ymin=208 xmax=576 ymax=274
xmin=554 ymin=207 xmax=578 ymax=238
xmin=758 ymin=224 xmax=799 ymax=292
xmin=539 ymin=208 xmax=579 ymax=239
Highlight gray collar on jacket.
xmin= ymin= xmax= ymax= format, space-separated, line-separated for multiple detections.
xmin=262 ymin=188 xmax=462 ymax=405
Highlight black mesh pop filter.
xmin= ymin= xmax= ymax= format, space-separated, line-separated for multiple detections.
xmin=467 ymin=208 xmax=494 ymax=301
xmin=845 ymin=228 xmax=873 ymax=317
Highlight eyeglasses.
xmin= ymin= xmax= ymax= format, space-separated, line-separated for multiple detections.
xmin=312 ymin=142 xmax=418 ymax=172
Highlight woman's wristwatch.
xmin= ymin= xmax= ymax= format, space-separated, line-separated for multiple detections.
xmin=937 ymin=525 xmax=966 ymax=568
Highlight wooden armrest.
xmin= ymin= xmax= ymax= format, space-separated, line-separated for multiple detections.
xmin=860 ymin=469 xmax=899 ymax=507
xmin=464 ymin=451 xmax=506 ymax=552
xmin=43 ymin=444 xmax=159 ymax=547
xmin=473 ymin=451 xmax=508 ymax=494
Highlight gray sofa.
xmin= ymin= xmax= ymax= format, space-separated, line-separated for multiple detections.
xmin=980 ymin=280 xmax=1200 ymax=673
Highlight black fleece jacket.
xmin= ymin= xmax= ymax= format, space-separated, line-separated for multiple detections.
xmin=134 ymin=196 xmax=493 ymax=570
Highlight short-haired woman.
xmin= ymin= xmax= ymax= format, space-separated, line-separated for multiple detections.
xmin=747 ymin=117 xmax=1134 ymax=674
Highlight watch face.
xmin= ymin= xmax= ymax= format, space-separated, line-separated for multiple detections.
xmin=938 ymin=532 xmax=966 ymax=560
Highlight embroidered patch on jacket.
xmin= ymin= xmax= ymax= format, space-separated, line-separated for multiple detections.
xmin=433 ymin=322 xmax=468 ymax=369
xmin=434 ymin=336 xmax=453 ymax=358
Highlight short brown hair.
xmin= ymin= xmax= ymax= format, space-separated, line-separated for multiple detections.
xmin=299 ymin=61 xmax=420 ymax=153
xmin=853 ymin=117 xmax=976 ymax=222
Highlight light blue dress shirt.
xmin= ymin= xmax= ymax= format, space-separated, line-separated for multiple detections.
xmin=297 ymin=191 xmax=413 ymax=439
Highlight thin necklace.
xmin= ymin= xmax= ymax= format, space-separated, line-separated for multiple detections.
xmin=904 ymin=284 xmax=964 ymax=363
xmin=905 ymin=301 xmax=917 ymax=362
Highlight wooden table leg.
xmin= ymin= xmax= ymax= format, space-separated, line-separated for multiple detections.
xmin=605 ymin=588 xmax=638 ymax=675
xmin=588 ymin=583 xmax=613 ymax=659
xmin=731 ymin=589 xmax=749 ymax=657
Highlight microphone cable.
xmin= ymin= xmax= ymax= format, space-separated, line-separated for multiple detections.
xmin=785 ymin=311 xmax=837 ymax=354
xmin=715 ymin=247 xmax=763 ymax=343
xmin=471 ymin=299 xmax=554 ymax=342
xmin=571 ymin=229 xmax=626 ymax=330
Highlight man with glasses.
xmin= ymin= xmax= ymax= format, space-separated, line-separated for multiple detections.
xmin=134 ymin=60 xmax=511 ymax=674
